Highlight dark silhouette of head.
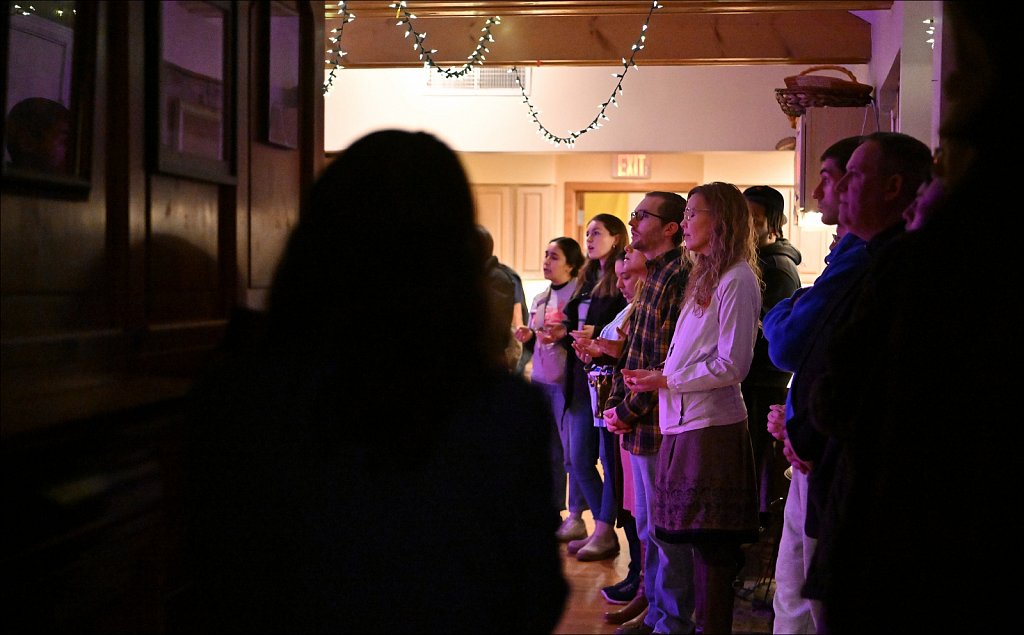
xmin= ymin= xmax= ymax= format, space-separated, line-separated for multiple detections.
xmin=5 ymin=97 xmax=71 ymax=172
xmin=266 ymin=130 xmax=495 ymax=460
xmin=475 ymin=224 xmax=496 ymax=261
xmin=940 ymin=2 xmax=1010 ymax=194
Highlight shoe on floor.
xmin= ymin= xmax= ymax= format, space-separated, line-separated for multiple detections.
xmin=576 ymin=532 xmax=620 ymax=561
xmin=567 ymin=535 xmax=590 ymax=555
xmin=614 ymin=607 xmax=652 ymax=635
xmin=601 ymin=574 xmax=641 ymax=604
xmin=555 ymin=515 xmax=587 ymax=542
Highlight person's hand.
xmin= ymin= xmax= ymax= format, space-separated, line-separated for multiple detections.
xmin=782 ymin=436 xmax=812 ymax=475
xmin=539 ymin=320 xmax=567 ymax=345
xmin=513 ymin=325 xmax=534 ymax=344
xmin=594 ymin=337 xmax=624 ymax=359
xmin=571 ymin=337 xmax=595 ymax=362
xmin=603 ymin=407 xmax=633 ymax=434
xmin=570 ymin=325 xmax=595 ymax=340
xmin=766 ymin=403 xmax=787 ymax=441
xmin=621 ymin=368 xmax=665 ymax=393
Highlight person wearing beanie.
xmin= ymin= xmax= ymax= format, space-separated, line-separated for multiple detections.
xmin=740 ymin=186 xmax=802 ymax=533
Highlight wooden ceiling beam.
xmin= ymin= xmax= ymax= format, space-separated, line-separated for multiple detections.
xmin=326 ymin=9 xmax=873 ymax=68
xmin=330 ymin=1 xmax=892 ymax=19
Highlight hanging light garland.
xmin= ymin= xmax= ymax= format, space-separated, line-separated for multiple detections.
xmin=322 ymin=1 xmax=662 ymax=147
xmin=510 ymin=0 xmax=662 ymax=148
xmin=323 ymin=2 xmax=356 ymax=95
xmin=388 ymin=1 xmax=501 ymax=79
xmin=9 ymin=2 xmax=76 ymax=24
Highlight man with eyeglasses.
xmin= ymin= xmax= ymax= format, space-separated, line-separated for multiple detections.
xmin=603 ymin=191 xmax=693 ymax=635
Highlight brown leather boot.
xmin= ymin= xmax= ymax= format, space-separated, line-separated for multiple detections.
xmin=604 ymin=585 xmax=647 ymax=624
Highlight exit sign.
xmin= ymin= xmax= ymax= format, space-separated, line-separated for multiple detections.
xmin=613 ymin=154 xmax=650 ymax=179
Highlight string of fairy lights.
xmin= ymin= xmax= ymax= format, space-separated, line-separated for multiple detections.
xmin=390 ymin=1 xmax=501 ymax=79
xmin=323 ymin=2 xmax=357 ymax=95
xmin=9 ymin=2 xmax=76 ymax=25
xmin=511 ymin=1 xmax=661 ymax=147
xmin=322 ymin=1 xmax=663 ymax=147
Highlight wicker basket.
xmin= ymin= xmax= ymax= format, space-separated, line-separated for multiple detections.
xmin=776 ymin=65 xmax=873 ymax=117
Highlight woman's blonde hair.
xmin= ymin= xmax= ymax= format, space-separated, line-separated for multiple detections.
xmin=682 ymin=182 xmax=761 ymax=316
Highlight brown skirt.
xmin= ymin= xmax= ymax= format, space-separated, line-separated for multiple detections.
xmin=653 ymin=420 xmax=759 ymax=544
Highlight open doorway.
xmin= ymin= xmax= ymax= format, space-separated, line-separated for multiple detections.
xmin=563 ymin=181 xmax=694 ymax=246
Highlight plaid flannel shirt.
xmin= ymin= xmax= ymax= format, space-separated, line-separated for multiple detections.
xmin=607 ymin=247 xmax=689 ymax=455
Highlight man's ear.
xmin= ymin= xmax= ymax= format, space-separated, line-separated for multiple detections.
xmin=883 ymin=173 xmax=905 ymax=202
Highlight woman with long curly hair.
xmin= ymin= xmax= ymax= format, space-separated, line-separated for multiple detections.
xmin=623 ymin=182 xmax=762 ymax=634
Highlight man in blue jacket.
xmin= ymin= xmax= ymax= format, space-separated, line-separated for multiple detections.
xmin=763 ymin=132 xmax=931 ymax=633
xmin=762 ymin=136 xmax=862 ymax=634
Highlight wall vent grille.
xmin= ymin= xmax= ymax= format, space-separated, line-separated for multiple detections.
xmin=424 ymin=66 xmax=528 ymax=95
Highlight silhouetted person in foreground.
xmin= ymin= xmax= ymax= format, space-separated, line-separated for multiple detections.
xmin=182 ymin=129 xmax=568 ymax=634
xmin=5 ymin=97 xmax=71 ymax=172
xmin=806 ymin=3 xmax=1014 ymax=632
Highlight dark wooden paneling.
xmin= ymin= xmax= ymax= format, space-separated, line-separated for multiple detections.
xmin=1 ymin=401 xmax=186 ymax=633
xmin=0 ymin=186 xmax=109 ymax=341
xmin=1 ymin=3 xmax=326 ymax=630
xmin=147 ymin=176 xmax=223 ymax=324
xmin=248 ymin=151 xmax=300 ymax=287
xmin=246 ymin=0 xmax=309 ymax=293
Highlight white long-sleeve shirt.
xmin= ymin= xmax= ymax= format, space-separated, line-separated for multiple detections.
xmin=659 ymin=261 xmax=761 ymax=435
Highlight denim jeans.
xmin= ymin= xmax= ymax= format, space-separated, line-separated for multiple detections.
xmin=633 ymin=452 xmax=696 ymax=634
xmin=537 ymin=380 xmax=586 ymax=513
xmin=565 ymin=370 xmax=608 ymax=522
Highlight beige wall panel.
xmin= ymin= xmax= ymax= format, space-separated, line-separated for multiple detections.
xmin=515 ymin=186 xmax=552 ymax=279
xmin=473 ymin=186 xmax=510 ymax=263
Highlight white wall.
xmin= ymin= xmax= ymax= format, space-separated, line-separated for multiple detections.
xmin=324 ymin=64 xmax=831 ymax=154
xmin=855 ymin=0 xmax=941 ymax=147
xmin=323 ymin=2 xmax=946 ymax=156
xmin=319 ymin=1 xmax=941 ymax=298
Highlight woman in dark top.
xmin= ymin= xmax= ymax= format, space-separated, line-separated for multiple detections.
xmin=182 ymin=130 xmax=568 ymax=633
xmin=549 ymin=214 xmax=629 ymax=562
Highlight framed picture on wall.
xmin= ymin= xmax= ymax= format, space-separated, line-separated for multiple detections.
xmin=1 ymin=1 xmax=96 ymax=197
xmin=148 ymin=0 xmax=236 ymax=184
xmin=265 ymin=1 xmax=300 ymax=149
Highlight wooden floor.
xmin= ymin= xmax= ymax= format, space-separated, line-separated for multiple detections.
xmin=553 ymin=513 xmax=776 ymax=635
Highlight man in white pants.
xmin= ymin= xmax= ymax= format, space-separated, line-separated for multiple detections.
xmin=762 ymin=136 xmax=861 ymax=633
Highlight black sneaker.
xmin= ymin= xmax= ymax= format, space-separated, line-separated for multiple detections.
xmin=601 ymin=574 xmax=640 ymax=604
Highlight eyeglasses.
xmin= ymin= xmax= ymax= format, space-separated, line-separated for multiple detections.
xmin=682 ymin=208 xmax=711 ymax=222
xmin=630 ymin=210 xmax=671 ymax=222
